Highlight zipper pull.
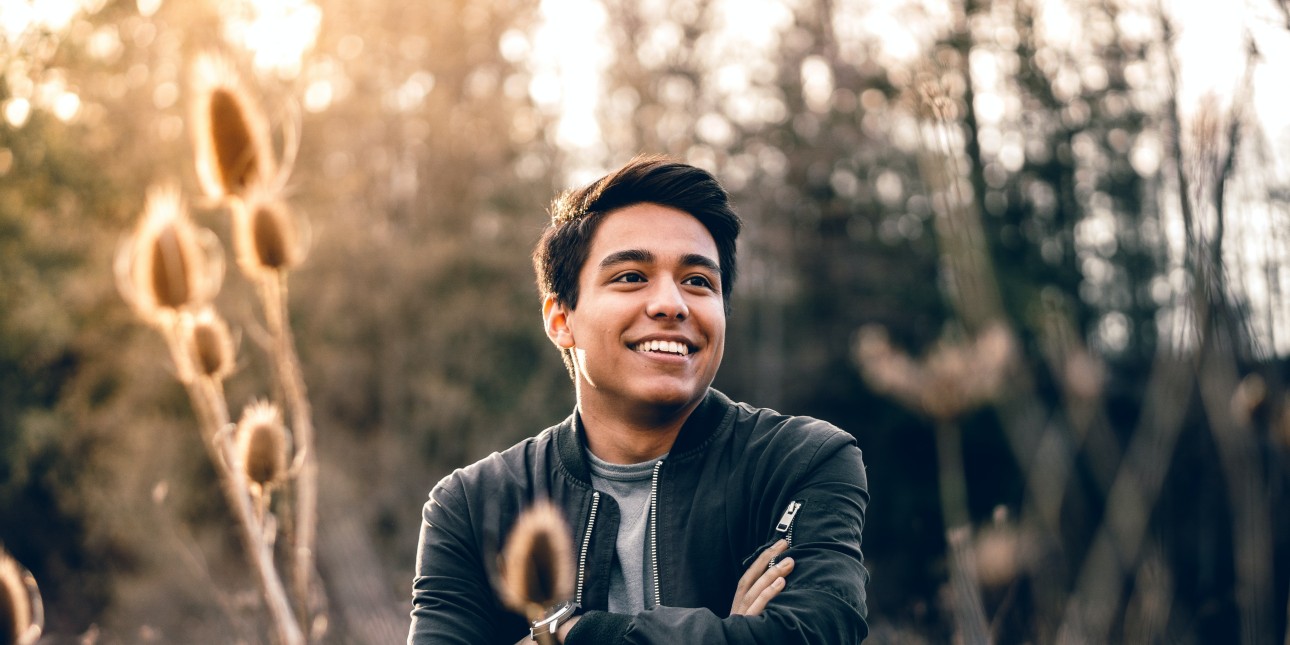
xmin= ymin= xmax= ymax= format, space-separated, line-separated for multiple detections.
xmin=775 ymin=501 xmax=802 ymax=532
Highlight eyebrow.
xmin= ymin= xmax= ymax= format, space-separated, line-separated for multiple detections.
xmin=599 ymin=249 xmax=654 ymax=269
xmin=680 ymin=253 xmax=721 ymax=275
xmin=598 ymin=249 xmax=721 ymax=275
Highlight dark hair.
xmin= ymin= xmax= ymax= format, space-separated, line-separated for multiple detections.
xmin=533 ymin=154 xmax=742 ymax=313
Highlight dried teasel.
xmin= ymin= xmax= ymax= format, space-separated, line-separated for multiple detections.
xmin=236 ymin=401 xmax=290 ymax=492
xmin=191 ymin=53 xmax=276 ymax=200
xmin=232 ymin=189 xmax=306 ymax=279
xmin=115 ymin=185 xmax=223 ymax=326
xmin=498 ymin=501 xmax=575 ymax=620
xmin=178 ymin=308 xmax=236 ymax=383
xmin=855 ymin=325 xmax=923 ymax=406
xmin=1230 ymin=373 xmax=1267 ymax=427
xmin=856 ymin=322 xmax=1014 ymax=421
xmin=0 ymin=549 xmax=42 ymax=645
xmin=973 ymin=506 xmax=1031 ymax=589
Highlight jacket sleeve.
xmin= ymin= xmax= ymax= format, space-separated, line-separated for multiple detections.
xmin=408 ymin=472 xmax=523 ymax=645
xmin=566 ymin=432 xmax=870 ymax=645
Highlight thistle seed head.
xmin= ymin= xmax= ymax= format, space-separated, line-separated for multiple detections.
xmin=236 ymin=401 xmax=289 ymax=490
xmin=191 ymin=53 xmax=274 ymax=200
xmin=974 ymin=506 xmax=1031 ymax=589
xmin=115 ymin=185 xmax=223 ymax=325
xmin=150 ymin=224 xmax=190 ymax=308
xmin=233 ymin=191 xmax=303 ymax=278
xmin=0 ymin=550 xmax=42 ymax=645
xmin=180 ymin=309 xmax=235 ymax=383
xmin=856 ymin=322 xmax=1013 ymax=421
xmin=498 ymin=501 xmax=574 ymax=618
xmin=855 ymin=325 xmax=923 ymax=412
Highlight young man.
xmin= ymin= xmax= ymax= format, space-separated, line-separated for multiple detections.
xmin=409 ymin=156 xmax=869 ymax=644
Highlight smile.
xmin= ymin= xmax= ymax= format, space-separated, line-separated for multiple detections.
xmin=631 ymin=340 xmax=691 ymax=356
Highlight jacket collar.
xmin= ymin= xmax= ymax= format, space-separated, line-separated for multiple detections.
xmin=554 ymin=388 xmax=733 ymax=485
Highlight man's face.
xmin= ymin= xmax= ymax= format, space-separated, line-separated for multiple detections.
xmin=545 ymin=203 xmax=726 ymax=417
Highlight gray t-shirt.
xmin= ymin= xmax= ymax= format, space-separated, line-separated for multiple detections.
xmin=587 ymin=451 xmax=665 ymax=614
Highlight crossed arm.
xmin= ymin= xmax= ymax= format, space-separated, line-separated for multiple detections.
xmin=524 ymin=539 xmax=796 ymax=644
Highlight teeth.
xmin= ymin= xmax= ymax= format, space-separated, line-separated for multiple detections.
xmin=635 ymin=340 xmax=689 ymax=356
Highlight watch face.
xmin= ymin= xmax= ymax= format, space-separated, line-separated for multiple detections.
xmin=549 ymin=600 xmax=576 ymax=622
xmin=531 ymin=600 xmax=578 ymax=636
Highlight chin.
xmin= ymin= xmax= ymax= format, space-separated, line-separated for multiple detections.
xmin=635 ymin=382 xmax=705 ymax=410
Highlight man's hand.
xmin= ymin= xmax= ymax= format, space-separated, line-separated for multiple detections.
xmin=730 ymin=538 xmax=795 ymax=616
xmin=514 ymin=540 xmax=795 ymax=644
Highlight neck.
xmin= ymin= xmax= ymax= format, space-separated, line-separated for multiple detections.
xmin=575 ymin=394 xmax=701 ymax=465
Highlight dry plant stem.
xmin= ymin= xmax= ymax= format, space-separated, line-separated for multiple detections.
xmin=166 ymin=507 xmax=258 ymax=641
xmin=934 ymin=420 xmax=992 ymax=645
xmin=1055 ymin=349 xmax=1194 ymax=644
xmin=919 ymin=95 xmax=1072 ymax=537
xmin=164 ymin=324 xmax=304 ymax=645
xmin=918 ymin=115 xmax=1004 ymax=334
xmin=1165 ymin=23 xmax=1274 ymax=642
xmin=260 ymin=272 xmax=319 ymax=630
xmin=1122 ymin=549 xmax=1172 ymax=644
xmin=1197 ymin=332 xmax=1275 ymax=645
xmin=947 ymin=527 xmax=992 ymax=645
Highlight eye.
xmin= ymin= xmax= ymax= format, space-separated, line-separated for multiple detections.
xmin=683 ymin=275 xmax=715 ymax=290
xmin=612 ymin=272 xmax=646 ymax=284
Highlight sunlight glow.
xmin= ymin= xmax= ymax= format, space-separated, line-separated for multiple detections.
xmin=52 ymin=90 xmax=80 ymax=121
xmin=800 ymin=56 xmax=835 ymax=114
xmin=3 ymin=97 xmax=31 ymax=127
xmin=218 ymin=0 xmax=321 ymax=79
xmin=136 ymin=0 xmax=161 ymax=18
xmin=530 ymin=0 xmax=613 ymax=180
xmin=0 ymin=0 xmax=102 ymax=44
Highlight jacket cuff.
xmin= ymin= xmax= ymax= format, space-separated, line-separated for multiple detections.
xmin=564 ymin=610 xmax=630 ymax=645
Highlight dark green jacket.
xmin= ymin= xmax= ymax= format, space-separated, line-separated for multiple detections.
xmin=409 ymin=389 xmax=869 ymax=644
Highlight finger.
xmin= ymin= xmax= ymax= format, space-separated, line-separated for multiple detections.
xmin=737 ymin=556 xmax=795 ymax=615
xmin=748 ymin=556 xmax=793 ymax=597
xmin=745 ymin=539 xmax=788 ymax=588
xmin=733 ymin=540 xmax=788 ymax=610
xmin=737 ymin=540 xmax=788 ymax=592
xmin=743 ymin=576 xmax=786 ymax=616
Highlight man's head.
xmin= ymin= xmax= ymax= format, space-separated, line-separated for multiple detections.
xmin=533 ymin=156 xmax=742 ymax=411
xmin=533 ymin=155 xmax=741 ymax=316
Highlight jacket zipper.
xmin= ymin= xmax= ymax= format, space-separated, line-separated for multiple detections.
xmin=576 ymin=491 xmax=600 ymax=605
xmin=649 ymin=460 xmax=664 ymax=608
xmin=769 ymin=501 xmax=802 ymax=567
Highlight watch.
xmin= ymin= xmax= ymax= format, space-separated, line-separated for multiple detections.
xmin=530 ymin=600 xmax=580 ymax=642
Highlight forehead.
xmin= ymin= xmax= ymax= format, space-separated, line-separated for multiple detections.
xmin=586 ymin=203 xmax=718 ymax=265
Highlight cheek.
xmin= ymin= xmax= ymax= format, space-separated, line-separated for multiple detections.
xmin=703 ymin=312 xmax=727 ymax=352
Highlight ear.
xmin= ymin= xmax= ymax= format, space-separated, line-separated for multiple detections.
xmin=543 ymin=296 xmax=576 ymax=349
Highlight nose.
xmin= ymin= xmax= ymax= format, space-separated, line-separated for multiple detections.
xmin=646 ymin=281 xmax=688 ymax=321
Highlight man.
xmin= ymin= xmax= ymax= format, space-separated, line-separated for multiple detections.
xmin=409 ymin=156 xmax=869 ymax=644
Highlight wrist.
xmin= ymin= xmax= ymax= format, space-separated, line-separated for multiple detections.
xmin=556 ymin=614 xmax=581 ymax=643
xmin=530 ymin=600 xmax=579 ymax=643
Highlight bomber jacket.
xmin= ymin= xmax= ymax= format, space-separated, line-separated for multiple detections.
xmin=408 ymin=388 xmax=870 ymax=644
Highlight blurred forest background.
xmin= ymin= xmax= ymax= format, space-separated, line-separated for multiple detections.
xmin=3 ymin=0 xmax=1290 ymax=642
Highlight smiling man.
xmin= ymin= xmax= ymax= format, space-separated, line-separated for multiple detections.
xmin=409 ymin=156 xmax=870 ymax=644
